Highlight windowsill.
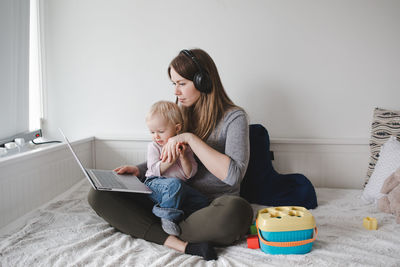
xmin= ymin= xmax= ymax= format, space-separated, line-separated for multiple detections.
xmin=0 ymin=137 xmax=94 ymax=167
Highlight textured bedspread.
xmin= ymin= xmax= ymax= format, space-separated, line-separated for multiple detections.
xmin=1 ymin=180 xmax=399 ymax=267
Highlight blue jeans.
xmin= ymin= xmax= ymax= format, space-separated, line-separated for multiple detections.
xmin=144 ymin=176 xmax=209 ymax=222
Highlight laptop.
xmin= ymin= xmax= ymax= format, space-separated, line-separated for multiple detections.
xmin=60 ymin=129 xmax=152 ymax=194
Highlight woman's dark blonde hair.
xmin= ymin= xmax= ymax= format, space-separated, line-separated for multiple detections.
xmin=168 ymin=49 xmax=237 ymax=140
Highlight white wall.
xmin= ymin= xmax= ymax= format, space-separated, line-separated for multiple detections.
xmin=42 ymin=0 xmax=400 ymax=141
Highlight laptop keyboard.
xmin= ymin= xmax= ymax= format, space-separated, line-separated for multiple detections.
xmin=91 ymin=170 xmax=127 ymax=189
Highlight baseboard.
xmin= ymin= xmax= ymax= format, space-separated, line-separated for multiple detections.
xmin=94 ymin=136 xmax=370 ymax=190
xmin=270 ymin=142 xmax=369 ymax=189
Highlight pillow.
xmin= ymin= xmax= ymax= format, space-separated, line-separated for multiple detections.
xmin=365 ymin=108 xmax=400 ymax=186
xmin=240 ymin=124 xmax=318 ymax=209
xmin=361 ymin=136 xmax=400 ymax=204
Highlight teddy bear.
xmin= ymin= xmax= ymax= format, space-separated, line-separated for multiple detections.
xmin=378 ymin=167 xmax=400 ymax=223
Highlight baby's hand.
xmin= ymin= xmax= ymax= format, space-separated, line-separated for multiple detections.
xmin=161 ymin=137 xmax=180 ymax=163
xmin=178 ymin=143 xmax=187 ymax=156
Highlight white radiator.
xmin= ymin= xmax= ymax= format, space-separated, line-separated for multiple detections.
xmin=0 ymin=138 xmax=94 ymax=229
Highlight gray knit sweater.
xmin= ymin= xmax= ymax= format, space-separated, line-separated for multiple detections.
xmin=139 ymin=108 xmax=250 ymax=200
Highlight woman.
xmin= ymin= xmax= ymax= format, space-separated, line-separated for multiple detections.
xmin=88 ymin=49 xmax=253 ymax=261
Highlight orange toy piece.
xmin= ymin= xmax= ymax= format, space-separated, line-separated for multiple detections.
xmin=247 ymin=235 xmax=260 ymax=249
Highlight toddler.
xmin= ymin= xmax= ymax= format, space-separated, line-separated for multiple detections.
xmin=144 ymin=100 xmax=209 ymax=236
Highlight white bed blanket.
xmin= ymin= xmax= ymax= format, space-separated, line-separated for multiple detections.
xmin=1 ymin=180 xmax=399 ymax=267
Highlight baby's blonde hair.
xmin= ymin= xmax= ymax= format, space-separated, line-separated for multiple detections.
xmin=146 ymin=101 xmax=185 ymax=132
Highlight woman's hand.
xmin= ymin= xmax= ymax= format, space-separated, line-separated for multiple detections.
xmin=113 ymin=165 xmax=140 ymax=176
xmin=161 ymin=133 xmax=190 ymax=163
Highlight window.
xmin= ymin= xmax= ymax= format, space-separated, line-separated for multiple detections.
xmin=29 ymin=0 xmax=42 ymax=131
xmin=0 ymin=0 xmax=30 ymax=141
xmin=0 ymin=0 xmax=42 ymax=142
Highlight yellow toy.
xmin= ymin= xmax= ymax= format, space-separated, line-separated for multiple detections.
xmin=363 ymin=217 xmax=378 ymax=230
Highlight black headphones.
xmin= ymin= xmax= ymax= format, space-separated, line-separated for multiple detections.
xmin=181 ymin=49 xmax=212 ymax=94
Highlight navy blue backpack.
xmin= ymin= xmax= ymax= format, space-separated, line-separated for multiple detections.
xmin=240 ymin=124 xmax=318 ymax=209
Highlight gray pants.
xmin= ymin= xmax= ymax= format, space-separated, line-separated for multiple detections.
xmin=88 ymin=189 xmax=253 ymax=245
